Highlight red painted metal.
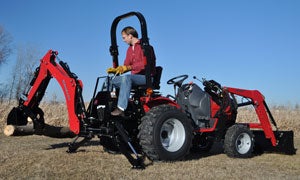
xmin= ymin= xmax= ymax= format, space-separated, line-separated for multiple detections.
xmin=210 ymin=99 xmax=220 ymax=118
xmin=141 ymin=96 xmax=180 ymax=112
xmin=24 ymin=50 xmax=82 ymax=134
xmin=224 ymin=87 xmax=277 ymax=146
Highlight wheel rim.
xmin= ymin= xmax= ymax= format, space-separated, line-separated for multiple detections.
xmin=235 ymin=132 xmax=252 ymax=154
xmin=160 ymin=118 xmax=186 ymax=152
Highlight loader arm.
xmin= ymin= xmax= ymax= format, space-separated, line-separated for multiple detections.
xmin=224 ymin=87 xmax=277 ymax=146
xmin=16 ymin=50 xmax=85 ymax=134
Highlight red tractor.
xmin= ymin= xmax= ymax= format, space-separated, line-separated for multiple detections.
xmin=7 ymin=12 xmax=296 ymax=169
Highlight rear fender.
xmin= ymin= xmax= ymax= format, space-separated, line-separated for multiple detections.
xmin=142 ymin=96 xmax=180 ymax=112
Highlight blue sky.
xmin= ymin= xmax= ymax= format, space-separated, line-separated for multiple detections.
xmin=0 ymin=0 xmax=299 ymax=105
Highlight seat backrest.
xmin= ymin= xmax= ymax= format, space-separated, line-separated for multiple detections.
xmin=152 ymin=66 xmax=163 ymax=89
xmin=131 ymin=66 xmax=163 ymax=92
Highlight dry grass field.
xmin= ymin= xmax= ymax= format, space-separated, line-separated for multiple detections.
xmin=0 ymin=101 xmax=299 ymax=179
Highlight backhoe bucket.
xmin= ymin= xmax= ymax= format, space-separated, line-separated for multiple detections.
xmin=252 ymin=130 xmax=296 ymax=155
xmin=7 ymin=107 xmax=28 ymax=126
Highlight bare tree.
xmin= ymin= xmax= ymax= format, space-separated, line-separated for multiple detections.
xmin=0 ymin=25 xmax=13 ymax=102
xmin=0 ymin=25 xmax=12 ymax=66
xmin=0 ymin=83 xmax=9 ymax=103
xmin=8 ymin=45 xmax=40 ymax=102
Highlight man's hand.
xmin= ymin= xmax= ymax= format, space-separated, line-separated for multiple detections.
xmin=116 ymin=65 xmax=131 ymax=74
xmin=106 ymin=67 xmax=117 ymax=74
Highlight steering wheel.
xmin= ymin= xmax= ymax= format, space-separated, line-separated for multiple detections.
xmin=167 ymin=75 xmax=188 ymax=87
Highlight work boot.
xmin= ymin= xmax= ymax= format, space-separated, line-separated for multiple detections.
xmin=111 ymin=107 xmax=124 ymax=116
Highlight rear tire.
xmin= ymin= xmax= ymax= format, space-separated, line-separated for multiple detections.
xmin=138 ymin=104 xmax=193 ymax=161
xmin=224 ymin=124 xmax=254 ymax=158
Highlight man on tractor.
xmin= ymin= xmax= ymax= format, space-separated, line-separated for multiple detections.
xmin=107 ymin=26 xmax=156 ymax=116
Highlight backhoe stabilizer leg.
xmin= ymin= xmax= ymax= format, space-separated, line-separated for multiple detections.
xmin=114 ymin=120 xmax=145 ymax=169
xmin=67 ymin=135 xmax=93 ymax=153
xmin=118 ymin=140 xmax=145 ymax=169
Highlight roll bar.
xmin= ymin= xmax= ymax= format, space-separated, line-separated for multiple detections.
xmin=109 ymin=11 xmax=153 ymax=89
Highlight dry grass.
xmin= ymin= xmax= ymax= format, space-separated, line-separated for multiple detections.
xmin=236 ymin=106 xmax=300 ymax=137
xmin=0 ymin=101 xmax=299 ymax=179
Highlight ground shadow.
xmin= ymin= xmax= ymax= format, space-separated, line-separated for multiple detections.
xmin=45 ymin=139 xmax=100 ymax=150
xmin=186 ymin=141 xmax=225 ymax=160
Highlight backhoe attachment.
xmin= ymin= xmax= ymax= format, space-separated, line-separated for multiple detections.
xmin=6 ymin=50 xmax=146 ymax=169
xmin=7 ymin=50 xmax=86 ymax=135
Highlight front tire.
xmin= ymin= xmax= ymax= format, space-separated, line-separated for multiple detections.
xmin=224 ymin=124 xmax=254 ymax=158
xmin=138 ymin=105 xmax=193 ymax=161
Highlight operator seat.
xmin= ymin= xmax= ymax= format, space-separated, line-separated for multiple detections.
xmin=132 ymin=66 xmax=163 ymax=92
xmin=152 ymin=66 xmax=163 ymax=90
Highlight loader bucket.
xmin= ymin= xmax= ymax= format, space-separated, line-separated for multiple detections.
xmin=7 ymin=107 xmax=28 ymax=126
xmin=252 ymin=130 xmax=296 ymax=155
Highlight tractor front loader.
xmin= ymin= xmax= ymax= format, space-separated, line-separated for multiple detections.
xmin=224 ymin=86 xmax=296 ymax=155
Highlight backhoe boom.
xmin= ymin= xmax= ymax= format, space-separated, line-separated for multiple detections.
xmin=11 ymin=50 xmax=85 ymax=134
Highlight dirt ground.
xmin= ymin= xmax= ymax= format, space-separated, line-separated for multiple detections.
xmin=0 ymin=134 xmax=299 ymax=180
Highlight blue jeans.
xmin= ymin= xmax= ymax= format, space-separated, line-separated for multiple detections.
xmin=111 ymin=74 xmax=146 ymax=111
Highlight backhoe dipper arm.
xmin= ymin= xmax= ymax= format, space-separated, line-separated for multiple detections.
xmin=224 ymin=87 xmax=277 ymax=146
xmin=22 ymin=50 xmax=85 ymax=134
